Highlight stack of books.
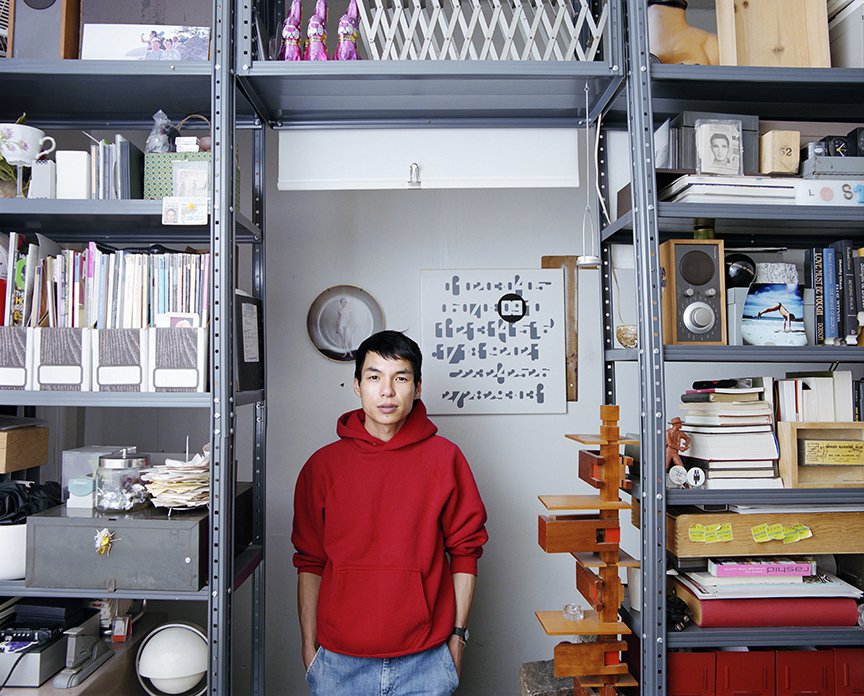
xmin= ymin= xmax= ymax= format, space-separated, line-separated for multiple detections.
xmin=804 ymin=242 xmax=863 ymax=347
xmin=679 ymin=377 xmax=782 ymax=489
xmin=672 ymin=556 xmax=862 ymax=627
xmin=775 ymin=370 xmax=855 ymax=423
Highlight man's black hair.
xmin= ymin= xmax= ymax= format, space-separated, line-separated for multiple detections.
xmin=710 ymin=133 xmax=730 ymax=146
xmin=354 ymin=331 xmax=422 ymax=386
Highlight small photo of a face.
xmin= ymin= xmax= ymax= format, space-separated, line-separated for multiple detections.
xmin=696 ymin=120 xmax=742 ymax=176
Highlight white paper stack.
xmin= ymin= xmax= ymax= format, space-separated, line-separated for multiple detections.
xmin=141 ymin=446 xmax=210 ymax=510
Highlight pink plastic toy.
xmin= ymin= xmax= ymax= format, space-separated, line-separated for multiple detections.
xmin=276 ymin=0 xmax=303 ymax=61
xmin=334 ymin=0 xmax=359 ymax=61
xmin=304 ymin=0 xmax=329 ymax=61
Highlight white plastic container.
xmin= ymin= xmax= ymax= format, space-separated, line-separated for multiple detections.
xmin=0 ymin=523 xmax=27 ymax=580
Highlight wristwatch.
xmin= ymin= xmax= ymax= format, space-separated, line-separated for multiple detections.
xmin=452 ymin=626 xmax=469 ymax=644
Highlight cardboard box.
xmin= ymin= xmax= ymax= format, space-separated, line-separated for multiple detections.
xmin=92 ymin=328 xmax=148 ymax=392
xmin=759 ymin=130 xmax=800 ymax=175
xmin=31 ymin=328 xmax=91 ymax=391
xmin=143 ymin=152 xmax=210 ymax=200
xmin=0 ymin=426 xmax=48 ymax=473
xmin=0 ymin=327 xmax=33 ymax=390
xmin=147 ymin=327 xmax=207 ymax=392
xmin=778 ymin=421 xmax=864 ymax=487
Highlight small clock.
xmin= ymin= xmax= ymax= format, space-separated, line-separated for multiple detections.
xmin=820 ymin=135 xmax=849 ymax=157
xmin=846 ymin=127 xmax=864 ymax=157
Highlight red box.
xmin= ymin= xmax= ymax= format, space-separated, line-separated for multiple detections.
xmin=668 ymin=651 xmax=716 ymax=696
xmin=777 ymin=650 xmax=835 ymax=696
xmin=716 ymin=651 xmax=774 ymax=696
xmin=834 ymin=648 xmax=864 ymax=695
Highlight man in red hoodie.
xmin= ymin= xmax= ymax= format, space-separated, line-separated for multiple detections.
xmin=292 ymin=330 xmax=489 ymax=695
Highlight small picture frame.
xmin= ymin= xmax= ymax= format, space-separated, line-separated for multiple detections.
xmin=695 ymin=119 xmax=743 ymax=176
xmin=172 ymin=160 xmax=210 ymax=199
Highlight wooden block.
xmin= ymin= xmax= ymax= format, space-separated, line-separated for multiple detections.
xmin=716 ymin=0 xmax=830 ymax=67
xmin=667 ymin=507 xmax=864 ymax=557
xmin=575 ymin=673 xmax=638 ymax=689
xmin=538 ymin=514 xmax=620 ymax=553
xmin=536 ymin=611 xmax=630 ymax=637
xmin=778 ymin=421 xmax=864 ymax=487
xmin=538 ymin=495 xmax=630 ymax=511
xmin=553 ymin=641 xmax=628 ymax=678
xmin=578 ymin=450 xmax=605 ymax=489
xmin=760 ymin=130 xmax=801 ymax=174
xmin=0 ymin=427 xmax=48 ymax=473
xmin=541 ymin=256 xmax=578 ymax=402
xmin=571 ymin=549 xmax=640 ymax=569
xmin=565 ymin=434 xmax=639 ymax=446
xmin=574 ymin=560 xmax=624 ymax=613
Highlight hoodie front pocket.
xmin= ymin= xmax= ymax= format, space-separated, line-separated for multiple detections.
xmin=323 ymin=566 xmax=431 ymax=655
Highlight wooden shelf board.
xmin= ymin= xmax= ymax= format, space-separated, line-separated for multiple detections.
xmin=565 ymin=434 xmax=639 ymax=445
xmin=572 ymin=550 xmax=640 ymax=568
xmin=539 ymin=495 xmax=631 ymax=510
xmin=535 ymin=610 xmax=631 ymax=636
xmin=576 ymin=672 xmax=639 ymax=688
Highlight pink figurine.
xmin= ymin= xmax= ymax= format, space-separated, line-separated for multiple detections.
xmin=304 ymin=0 xmax=329 ymax=61
xmin=334 ymin=0 xmax=359 ymax=61
xmin=276 ymin=0 xmax=303 ymax=61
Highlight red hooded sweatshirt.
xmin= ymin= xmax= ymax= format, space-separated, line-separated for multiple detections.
xmin=292 ymin=400 xmax=488 ymax=658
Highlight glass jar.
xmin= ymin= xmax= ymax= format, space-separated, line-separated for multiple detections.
xmin=95 ymin=450 xmax=150 ymax=513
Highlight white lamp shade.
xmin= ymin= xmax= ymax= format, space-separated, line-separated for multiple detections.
xmin=137 ymin=623 xmax=207 ymax=696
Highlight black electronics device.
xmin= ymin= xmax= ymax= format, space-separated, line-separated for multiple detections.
xmin=1 ymin=627 xmax=62 ymax=644
xmin=819 ymin=135 xmax=851 ymax=157
xmin=659 ymin=239 xmax=727 ymax=345
xmin=847 ymin=127 xmax=864 ymax=157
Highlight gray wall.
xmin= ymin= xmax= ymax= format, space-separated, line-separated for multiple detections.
xmin=262 ymin=129 xmax=636 ymax=695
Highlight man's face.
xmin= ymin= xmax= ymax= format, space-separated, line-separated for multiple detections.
xmin=711 ymin=137 xmax=729 ymax=162
xmin=353 ymin=351 xmax=421 ymax=440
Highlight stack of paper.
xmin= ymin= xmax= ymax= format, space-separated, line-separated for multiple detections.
xmin=142 ymin=448 xmax=210 ymax=510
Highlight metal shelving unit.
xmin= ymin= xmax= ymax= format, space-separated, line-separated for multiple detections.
xmin=609 ymin=1 xmax=864 ymax=692
xmin=0 ymin=1 xmax=266 ymax=693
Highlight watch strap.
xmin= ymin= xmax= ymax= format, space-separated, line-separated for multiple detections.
xmin=452 ymin=626 xmax=468 ymax=643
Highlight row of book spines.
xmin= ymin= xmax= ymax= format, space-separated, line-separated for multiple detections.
xmin=3 ymin=236 xmax=210 ymax=330
xmin=805 ymin=241 xmax=864 ymax=345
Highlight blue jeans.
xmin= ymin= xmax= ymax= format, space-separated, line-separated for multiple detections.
xmin=305 ymin=643 xmax=459 ymax=696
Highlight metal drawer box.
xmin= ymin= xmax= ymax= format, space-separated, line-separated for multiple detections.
xmin=26 ymin=506 xmax=208 ymax=592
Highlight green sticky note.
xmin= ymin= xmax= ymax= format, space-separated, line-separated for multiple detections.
xmin=767 ymin=523 xmax=785 ymax=540
xmin=794 ymin=523 xmax=812 ymax=540
xmin=782 ymin=526 xmax=800 ymax=544
xmin=751 ymin=524 xmax=771 ymax=543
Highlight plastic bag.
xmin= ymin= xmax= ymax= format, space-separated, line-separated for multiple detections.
xmin=145 ymin=110 xmax=179 ymax=153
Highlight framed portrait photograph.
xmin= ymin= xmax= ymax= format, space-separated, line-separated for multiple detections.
xmin=695 ymin=119 xmax=743 ymax=176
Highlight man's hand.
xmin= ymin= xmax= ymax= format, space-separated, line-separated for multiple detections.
xmin=302 ymin=642 xmax=319 ymax=671
xmin=447 ymin=634 xmax=466 ymax=677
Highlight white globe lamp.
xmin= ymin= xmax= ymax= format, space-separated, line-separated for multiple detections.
xmin=136 ymin=622 xmax=208 ymax=696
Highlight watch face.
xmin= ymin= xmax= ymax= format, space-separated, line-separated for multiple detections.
xmin=824 ymin=136 xmax=849 ymax=157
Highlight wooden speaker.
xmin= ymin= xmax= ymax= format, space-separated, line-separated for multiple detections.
xmin=659 ymin=239 xmax=727 ymax=345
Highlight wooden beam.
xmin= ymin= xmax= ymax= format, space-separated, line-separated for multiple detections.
xmin=541 ymin=255 xmax=578 ymax=400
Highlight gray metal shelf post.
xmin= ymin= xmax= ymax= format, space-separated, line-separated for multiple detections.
xmin=211 ymin=0 xmax=239 ymax=692
xmin=623 ymin=0 xmax=667 ymax=691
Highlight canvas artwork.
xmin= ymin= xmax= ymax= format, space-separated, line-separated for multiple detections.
xmin=81 ymin=24 xmax=210 ymax=61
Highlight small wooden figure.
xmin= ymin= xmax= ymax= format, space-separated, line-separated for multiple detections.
xmin=665 ymin=416 xmax=691 ymax=471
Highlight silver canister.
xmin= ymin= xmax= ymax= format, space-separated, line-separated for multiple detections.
xmin=95 ymin=450 xmax=150 ymax=512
